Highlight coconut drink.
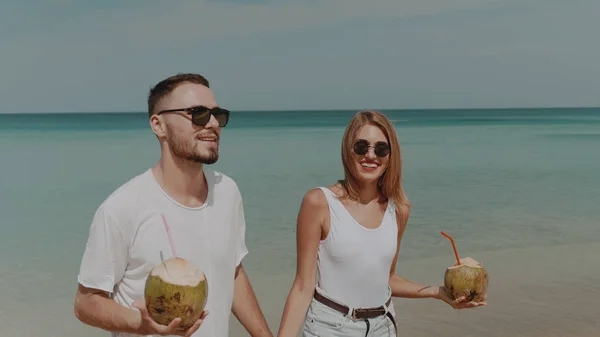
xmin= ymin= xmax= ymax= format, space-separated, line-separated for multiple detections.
xmin=144 ymin=257 xmax=208 ymax=330
xmin=441 ymin=232 xmax=488 ymax=302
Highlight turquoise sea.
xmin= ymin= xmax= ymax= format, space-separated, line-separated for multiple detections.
xmin=1 ymin=108 xmax=599 ymax=337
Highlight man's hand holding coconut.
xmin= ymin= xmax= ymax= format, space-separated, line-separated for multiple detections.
xmin=131 ymin=298 xmax=207 ymax=337
xmin=131 ymin=299 xmax=207 ymax=337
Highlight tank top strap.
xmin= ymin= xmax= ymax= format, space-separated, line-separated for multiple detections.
xmin=317 ymin=187 xmax=346 ymax=211
xmin=317 ymin=186 xmax=336 ymax=204
xmin=386 ymin=198 xmax=397 ymax=217
xmin=317 ymin=186 xmax=353 ymax=224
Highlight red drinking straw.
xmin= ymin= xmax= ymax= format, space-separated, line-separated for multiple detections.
xmin=441 ymin=231 xmax=461 ymax=266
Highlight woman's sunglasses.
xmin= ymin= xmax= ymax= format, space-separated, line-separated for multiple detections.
xmin=352 ymin=139 xmax=390 ymax=157
xmin=157 ymin=106 xmax=230 ymax=127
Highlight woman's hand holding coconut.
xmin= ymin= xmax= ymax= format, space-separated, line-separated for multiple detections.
xmin=434 ymin=283 xmax=488 ymax=310
xmin=437 ymin=233 xmax=489 ymax=310
xmin=132 ymin=299 xmax=208 ymax=337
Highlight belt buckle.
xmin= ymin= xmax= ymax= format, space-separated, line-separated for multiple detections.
xmin=352 ymin=307 xmax=385 ymax=320
xmin=351 ymin=308 xmax=366 ymax=319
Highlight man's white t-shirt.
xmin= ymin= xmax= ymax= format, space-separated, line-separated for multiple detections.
xmin=77 ymin=168 xmax=248 ymax=337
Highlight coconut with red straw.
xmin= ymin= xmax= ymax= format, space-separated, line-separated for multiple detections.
xmin=441 ymin=231 xmax=488 ymax=302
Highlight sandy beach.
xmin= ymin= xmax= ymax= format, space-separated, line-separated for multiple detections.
xmin=2 ymin=239 xmax=597 ymax=337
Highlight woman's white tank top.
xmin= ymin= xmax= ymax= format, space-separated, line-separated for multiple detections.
xmin=316 ymin=187 xmax=399 ymax=308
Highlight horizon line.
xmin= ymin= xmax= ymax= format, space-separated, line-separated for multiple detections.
xmin=1 ymin=105 xmax=599 ymax=115
xmin=2 ymin=105 xmax=600 ymax=115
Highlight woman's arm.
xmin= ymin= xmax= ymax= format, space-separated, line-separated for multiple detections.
xmin=388 ymin=206 xmax=487 ymax=309
xmin=277 ymin=189 xmax=328 ymax=337
xmin=387 ymin=206 xmax=440 ymax=299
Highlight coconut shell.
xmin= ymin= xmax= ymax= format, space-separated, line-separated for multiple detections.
xmin=144 ymin=257 xmax=208 ymax=330
xmin=444 ymin=257 xmax=488 ymax=302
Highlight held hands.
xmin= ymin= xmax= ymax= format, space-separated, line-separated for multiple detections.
xmin=435 ymin=286 xmax=488 ymax=310
xmin=132 ymin=299 xmax=208 ymax=337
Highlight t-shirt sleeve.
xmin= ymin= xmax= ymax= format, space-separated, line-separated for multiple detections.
xmin=77 ymin=205 xmax=128 ymax=293
xmin=234 ymin=197 xmax=249 ymax=267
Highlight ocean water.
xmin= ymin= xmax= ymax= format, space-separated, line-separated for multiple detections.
xmin=1 ymin=108 xmax=599 ymax=337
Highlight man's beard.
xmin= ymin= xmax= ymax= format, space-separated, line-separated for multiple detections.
xmin=166 ymin=130 xmax=219 ymax=165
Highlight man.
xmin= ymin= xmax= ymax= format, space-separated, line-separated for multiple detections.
xmin=74 ymin=73 xmax=272 ymax=337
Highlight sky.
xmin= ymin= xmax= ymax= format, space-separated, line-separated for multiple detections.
xmin=1 ymin=0 xmax=599 ymax=113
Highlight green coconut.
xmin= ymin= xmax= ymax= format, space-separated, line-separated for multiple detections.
xmin=444 ymin=256 xmax=488 ymax=302
xmin=144 ymin=257 xmax=208 ymax=330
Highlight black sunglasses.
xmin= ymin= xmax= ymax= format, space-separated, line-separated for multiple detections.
xmin=352 ymin=139 xmax=390 ymax=157
xmin=157 ymin=106 xmax=230 ymax=127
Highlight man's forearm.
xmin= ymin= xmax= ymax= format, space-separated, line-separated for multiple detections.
xmin=74 ymin=288 xmax=141 ymax=334
xmin=232 ymin=266 xmax=273 ymax=337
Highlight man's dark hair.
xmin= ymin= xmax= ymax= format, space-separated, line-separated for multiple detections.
xmin=147 ymin=73 xmax=210 ymax=117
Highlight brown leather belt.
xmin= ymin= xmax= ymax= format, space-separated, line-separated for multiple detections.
xmin=313 ymin=290 xmax=392 ymax=320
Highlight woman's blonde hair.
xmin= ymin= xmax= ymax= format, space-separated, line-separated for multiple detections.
xmin=339 ymin=110 xmax=411 ymax=212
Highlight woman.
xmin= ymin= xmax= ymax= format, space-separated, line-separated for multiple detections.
xmin=277 ymin=110 xmax=486 ymax=337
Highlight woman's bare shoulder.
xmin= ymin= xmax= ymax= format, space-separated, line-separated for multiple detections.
xmin=298 ymin=188 xmax=330 ymax=231
xmin=301 ymin=187 xmax=328 ymax=207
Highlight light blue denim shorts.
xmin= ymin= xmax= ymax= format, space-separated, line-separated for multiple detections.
xmin=302 ymin=286 xmax=397 ymax=337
